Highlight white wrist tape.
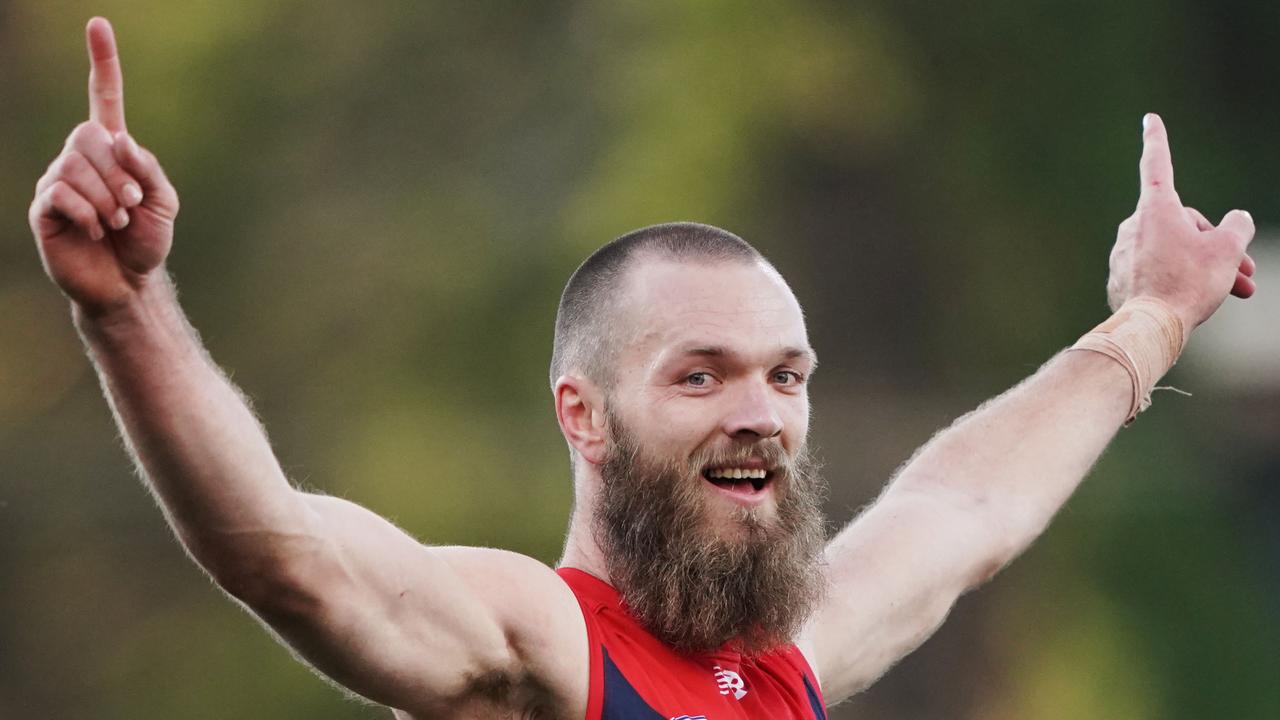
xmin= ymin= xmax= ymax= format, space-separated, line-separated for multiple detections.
xmin=1068 ymin=296 xmax=1186 ymax=425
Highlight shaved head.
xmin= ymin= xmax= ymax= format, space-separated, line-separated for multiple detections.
xmin=550 ymin=222 xmax=766 ymax=390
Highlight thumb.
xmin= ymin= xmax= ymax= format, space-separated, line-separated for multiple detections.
xmin=112 ymin=131 xmax=178 ymax=217
xmin=1216 ymin=209 xmax=1255 ymax=251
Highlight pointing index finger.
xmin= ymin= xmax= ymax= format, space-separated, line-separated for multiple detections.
xmin=1138 ymin=113 xmax=1177 ymax=206
xmin=86 ymin=17 xmax=127 ymax=133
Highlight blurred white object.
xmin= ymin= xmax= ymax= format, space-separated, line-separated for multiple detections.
xmin=1182 ymin=234 xmax=1280 ymax=391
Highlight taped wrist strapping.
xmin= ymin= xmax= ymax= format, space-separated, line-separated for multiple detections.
xmin=1068 ymin=296 xmax=1187 ymax=426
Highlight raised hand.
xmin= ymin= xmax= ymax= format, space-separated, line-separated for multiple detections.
xmin=29 ymin=17 xmax=180 ymax=317
xmin=1107 ymin=114 xmax=1256 ymax=330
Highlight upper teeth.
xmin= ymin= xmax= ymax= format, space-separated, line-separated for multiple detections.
xmin=707 ymin=468 xmax=767 ymax=480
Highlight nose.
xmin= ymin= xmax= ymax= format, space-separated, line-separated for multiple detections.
xmin=721 ymin=378 xmax=784 ymax=440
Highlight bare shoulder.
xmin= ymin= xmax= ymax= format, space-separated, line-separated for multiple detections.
xmin=436 ymin=546 xmax=589 ymax=673
xmin=422 ymin=546 xmax=591 ymax=717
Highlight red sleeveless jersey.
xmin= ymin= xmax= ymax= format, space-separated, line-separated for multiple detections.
xmin=557 ymin=568 xmax=828 ymax=720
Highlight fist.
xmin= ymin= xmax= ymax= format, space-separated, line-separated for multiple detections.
xmin=1106 ymin=114 xmax=1255 ymax=330
xmin=29 ymin=17 xmax=179 ymax=316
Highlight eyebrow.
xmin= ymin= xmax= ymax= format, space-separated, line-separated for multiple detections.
xmin=675 ymin=344 xmax=819 ymax=370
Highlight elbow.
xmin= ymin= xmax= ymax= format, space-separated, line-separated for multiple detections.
xmin=893 ymin=481 xmax=1026 ymax=592
xmin=967 ymin=552 xmax=1010 ymax=591
xmin=963 ymin=508 xmax=1047 ymax=592
xmin=182 ymin=515 xmax=336 ymax=616
xmin=202 ymin=551 xmax=297 ymax=607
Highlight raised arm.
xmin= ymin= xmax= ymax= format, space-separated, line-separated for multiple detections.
xmin=28 ymin=18 xmax=585 ymax=717
xmin=801 ymin=115 xmax=1257 ymax=704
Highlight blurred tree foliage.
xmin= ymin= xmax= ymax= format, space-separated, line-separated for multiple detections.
xmin=1 ymin=1 xmax=1276 ymax=718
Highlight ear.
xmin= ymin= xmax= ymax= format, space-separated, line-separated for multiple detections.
xmin=554 ymin=375 xmax=609 ymax=465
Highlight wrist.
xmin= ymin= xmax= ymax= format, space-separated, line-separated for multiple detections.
xmin=72 ymin=269 xmax=179 ymax=342
xmin=1112 ymin=289 xmax=1202 ymax=335
xmin=1068 ymin=296 xmax=1186 ymax=425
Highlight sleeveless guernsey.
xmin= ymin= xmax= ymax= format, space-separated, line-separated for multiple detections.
xmin=557 ymin=567 xmax=828 ymax=720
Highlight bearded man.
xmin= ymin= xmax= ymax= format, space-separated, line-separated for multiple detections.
xmin=29 ymin=17 xmax=1259 ymax=720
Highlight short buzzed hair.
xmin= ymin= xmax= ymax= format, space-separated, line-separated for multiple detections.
xmin=550 ymin=222 xmax=765 ymax=390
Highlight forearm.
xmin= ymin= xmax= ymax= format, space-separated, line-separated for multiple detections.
xmin=888 ymin=348 xmax=1132 ymax=582
xmin=74 ymin=271 xmax=316 ymax=580
xmin=809 ymin=347 xmax=1138 ymax=699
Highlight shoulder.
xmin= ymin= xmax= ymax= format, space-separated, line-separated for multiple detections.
xmin=435 ymin=547 xmax=589 ymax=655
xmin=433 ymin=547 xmax=591 ymax=715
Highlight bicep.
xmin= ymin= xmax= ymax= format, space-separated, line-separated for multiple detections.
xmin=237 ymin=494 xmax=586 ymax=715
xmin=800 ymin=485 xmax=1006 ymax=704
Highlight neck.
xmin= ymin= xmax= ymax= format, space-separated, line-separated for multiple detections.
xmin=557 ymin=471 xmax=612 ymax=584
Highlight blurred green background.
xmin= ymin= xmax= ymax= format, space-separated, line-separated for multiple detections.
xmin=2 ymin=1 xmax=1277 ymax=718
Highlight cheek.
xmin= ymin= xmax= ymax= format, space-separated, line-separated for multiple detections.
xmin=646 ymin=400 xmax=719 ymax=450
xmin=660 ymin=407 xmax=715 ymax=444
xmin=783 ymin=396 xmax=810 ymax=445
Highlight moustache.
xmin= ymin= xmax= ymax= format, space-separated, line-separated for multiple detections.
xmin=687 ymin=439 xmax=800 ymax=487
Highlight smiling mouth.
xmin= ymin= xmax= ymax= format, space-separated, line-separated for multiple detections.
xmin=702 ymin=466 xmax=773 ymax=493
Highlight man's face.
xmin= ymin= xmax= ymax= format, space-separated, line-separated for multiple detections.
xmin=607 ymin=257 xmax=817 ymax=534
xmin=591 ymin=257 xmax=827 ymax=654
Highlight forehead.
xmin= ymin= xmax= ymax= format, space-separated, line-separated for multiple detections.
xmin=616 ymin=257 xmax=810 ymax=368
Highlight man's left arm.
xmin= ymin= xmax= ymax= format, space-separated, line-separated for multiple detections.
xmin=800 ymin=114 xmax=1258 ymax=704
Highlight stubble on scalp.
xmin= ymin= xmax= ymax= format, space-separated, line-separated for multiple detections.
xmin=592 ymin=409 xmax=829 ymax=656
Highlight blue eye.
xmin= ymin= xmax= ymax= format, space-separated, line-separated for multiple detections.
xmin=774 ymin=370 xmax=804 ymax=385
xmin=686 ymin=372 xmax=709 ymax=386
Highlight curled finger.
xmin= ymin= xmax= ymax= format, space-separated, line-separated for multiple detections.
xmin=67 ymin=121 xmax=143 ymax=209
xmin=1231 ymin=272 xmax=1257 ymax=299
xmin=50 ymin=151 xmax=128 ymax=230
xmin=33 ymin=180 xmax=105 ymax=241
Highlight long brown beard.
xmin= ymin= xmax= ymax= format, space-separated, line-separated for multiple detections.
xmin=592 ymin=410 xmax=828 ymax=656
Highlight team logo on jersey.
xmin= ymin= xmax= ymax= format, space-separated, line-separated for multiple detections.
xmin=713 ymin=665 xmax=748 ymax=700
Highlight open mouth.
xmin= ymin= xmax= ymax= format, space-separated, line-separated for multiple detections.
xmin=702 ymin=466 xmax=773 ymax=494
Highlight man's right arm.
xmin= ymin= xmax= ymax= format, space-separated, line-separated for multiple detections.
xmin=32 ymin=17 xmax=587 ymax=717
xmin=75 ymin=277 xmax=588 ymax=715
